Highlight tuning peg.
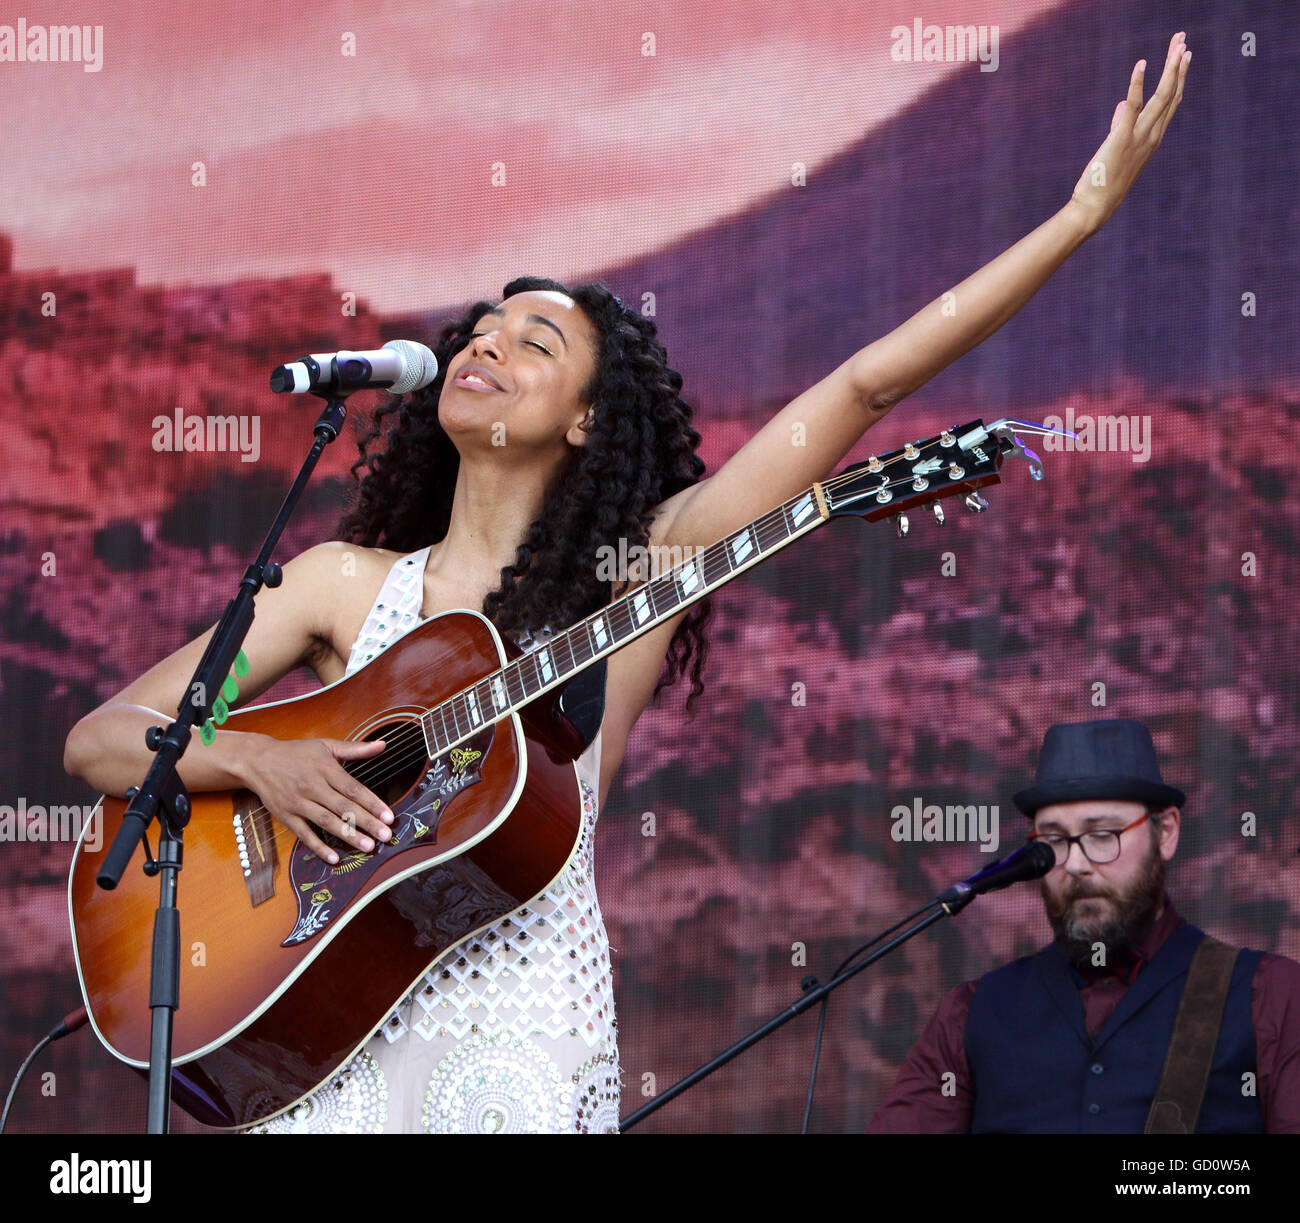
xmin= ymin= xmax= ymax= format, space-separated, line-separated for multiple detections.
xmin=964 ymin=492 xmax=989 ymax=513
xmin=894 ymin=512 xmax=910 ymax=537
xmin=932 ymin=502 xmax=945 ymax=525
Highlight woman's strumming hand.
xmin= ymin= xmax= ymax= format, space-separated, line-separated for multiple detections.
xmin=240 ymin=735 xmax=394 ymax=865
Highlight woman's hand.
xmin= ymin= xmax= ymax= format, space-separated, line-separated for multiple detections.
xmin=241 ymin=735 xmax=395 ymax=865
xmin=1069 ymin=31 xmax=1191 ymax=236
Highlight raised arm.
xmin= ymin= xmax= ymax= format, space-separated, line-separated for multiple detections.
xmin=654 ymin=32 xmax=1190 ymax=554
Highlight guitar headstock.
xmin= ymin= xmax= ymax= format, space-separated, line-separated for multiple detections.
xmin=823 ymin=418 xmax=1062 ymax=535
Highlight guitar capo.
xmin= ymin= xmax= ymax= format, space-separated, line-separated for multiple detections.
xmin=959 ymin=417 xmax=1080 ymax=483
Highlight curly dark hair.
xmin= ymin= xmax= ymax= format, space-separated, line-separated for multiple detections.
xmin=334 ymin=276 xmax=712 ymax=714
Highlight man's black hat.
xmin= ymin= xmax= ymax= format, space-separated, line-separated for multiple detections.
xmin=1013 ymin=718 xmax=1186 ymax=817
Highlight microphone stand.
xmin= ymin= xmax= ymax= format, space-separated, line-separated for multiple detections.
xmin=93 ymin=365 xmax=364 ymax=1133
xmin=619 ymin=873 xmax=1023 ymax=1132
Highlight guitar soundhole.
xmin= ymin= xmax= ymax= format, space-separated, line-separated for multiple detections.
xmin=281 ymin=720 xmax=495 ymax=946
xmin=308 ymin=722 xmax=426 ymax=857
xmin=356 ymin=719 xmax=429 ymax=810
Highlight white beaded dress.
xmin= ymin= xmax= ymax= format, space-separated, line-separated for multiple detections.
xmin=241 ymin=546 xmax=621 ymax=1133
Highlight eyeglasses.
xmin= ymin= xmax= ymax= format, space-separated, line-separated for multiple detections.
xmin=1026 ymin=809 xmax=1163 ymax=866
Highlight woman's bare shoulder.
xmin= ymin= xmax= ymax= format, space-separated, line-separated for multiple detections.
xmin=302 ymin=539 xmax=405 ymax=576
xmin=291 ymin=541 xmax=412 ymax=674
xmin=306 ymin=539 xmax=399 ymax=558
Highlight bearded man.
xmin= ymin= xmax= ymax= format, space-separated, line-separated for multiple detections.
xmin=868 ymin=718 xmax=1300 ymax=1133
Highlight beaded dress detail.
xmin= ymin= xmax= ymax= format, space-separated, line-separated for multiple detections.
xmin=241 ymin=546 xmax=620 ymax=1133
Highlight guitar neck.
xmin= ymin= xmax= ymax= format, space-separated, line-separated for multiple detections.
xmin=422 ymin=484 xmax=830 ymax=754
xmin=421 ymin=415 xmax=1025 ymax=755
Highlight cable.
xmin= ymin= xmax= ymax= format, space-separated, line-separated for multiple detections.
xmin=800 ymin=899 xmax=941 ymax=1132
xmin=1 ymin=1007 xmax=87 ymax=1134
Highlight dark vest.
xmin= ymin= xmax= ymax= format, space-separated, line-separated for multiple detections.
xmin=965 ymin=922 xmax=1264 ymax=1133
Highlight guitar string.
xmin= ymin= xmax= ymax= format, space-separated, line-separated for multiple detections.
xmin=229 ymin=434 xmax=976 ymax=858
xmin=230 ymin=463 xmax=916 ymax=862
xmin=230 ymin=434 xmax=973 ymax=861
xmin=233 ymin=434 xmax=975 ymax=866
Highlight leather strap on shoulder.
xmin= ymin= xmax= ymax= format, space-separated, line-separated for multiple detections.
xmin=1145 ymin=936 xmax=1240 ymax=1134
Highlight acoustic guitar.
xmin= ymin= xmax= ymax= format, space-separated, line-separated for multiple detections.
xmin=68 ymin=418 xmax=1043 ymax=1127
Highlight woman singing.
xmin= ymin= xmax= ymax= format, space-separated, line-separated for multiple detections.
xmin=62 ymin=33 xmax=1190 ymax=1132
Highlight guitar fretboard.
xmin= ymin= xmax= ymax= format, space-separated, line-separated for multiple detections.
xmin=420 ymin=484 xmax=828 ymax=754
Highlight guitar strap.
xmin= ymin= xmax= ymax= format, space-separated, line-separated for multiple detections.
xmin=1144 ymin=936 xmax=1241 ymax=1134
xmin=556 ymin=656 xmax=607 ymax=751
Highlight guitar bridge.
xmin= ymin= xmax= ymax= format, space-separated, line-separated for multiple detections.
xmin=233 ymin=794 xmax=279 ymax=907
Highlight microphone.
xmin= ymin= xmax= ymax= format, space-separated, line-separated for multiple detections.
xmin=936 ymin=840 xmax=1056 ymax=912
xmin=270 ymin=339 xmax=438 ymax=395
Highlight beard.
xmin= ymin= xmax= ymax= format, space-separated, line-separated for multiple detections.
xmin=1040 ymin=843 xmax=1166 ymax=973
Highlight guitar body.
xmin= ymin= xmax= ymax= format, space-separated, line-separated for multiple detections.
xmin=67 ymin=610 xmax=589 ymax=1129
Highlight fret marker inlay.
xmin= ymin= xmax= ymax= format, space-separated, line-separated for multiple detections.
xmin=730 ymin=529 xmax=755 ymax=564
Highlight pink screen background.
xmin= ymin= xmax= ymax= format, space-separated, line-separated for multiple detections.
xmin=2 ymin=0 xmax=1297 ymax=1132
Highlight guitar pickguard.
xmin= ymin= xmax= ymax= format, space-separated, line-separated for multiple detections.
xmin=281 ymin=726 xmax=495 ymax=947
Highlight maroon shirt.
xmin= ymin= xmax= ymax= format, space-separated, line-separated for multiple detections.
xmin=867 ymin=896 xmax=1300 ymax=1133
